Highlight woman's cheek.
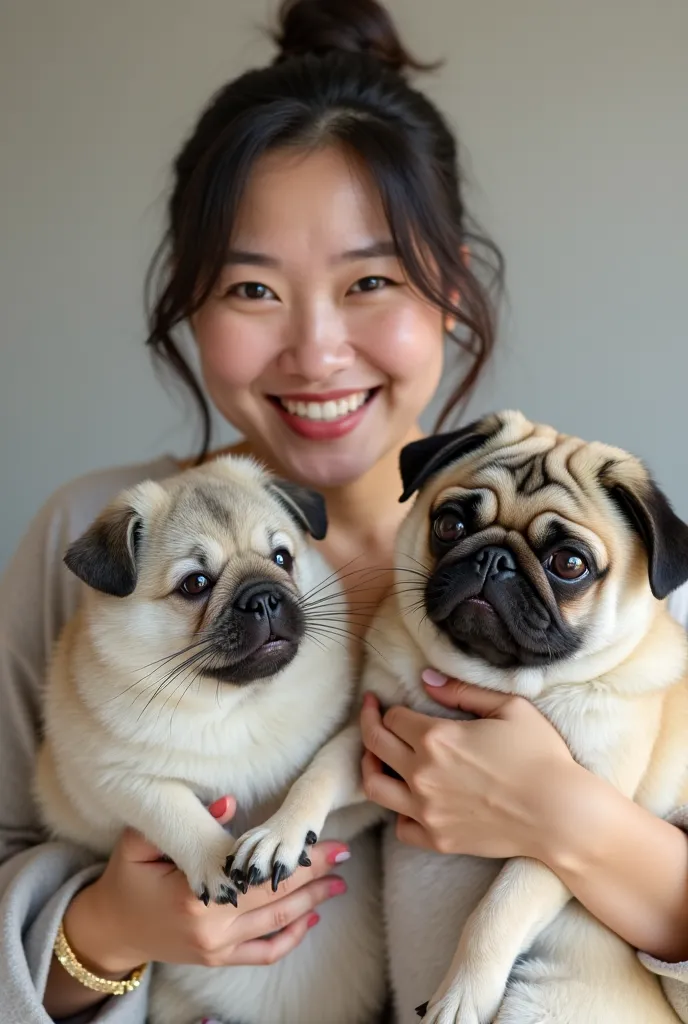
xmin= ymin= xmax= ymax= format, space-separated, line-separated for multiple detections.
xmin=361 ymin=304 xmax=444 ymax=380
xmin=195 ymin=312 xmax=276 ymax=389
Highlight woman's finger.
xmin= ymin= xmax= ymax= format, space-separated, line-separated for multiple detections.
xmin=395 ymin=814 xmax=433 ymax=850
xmin=361 ymin=750 xmax=416 ymax=817
xmin=381 ymin=703 xmax=437 ymax=749
xmin=208 ymin=795 xmax=237 ymax=825
xmin=360 ymin=693 xmax=413 ymax=775
xmin=422 ymin=672 xmax=514 ymax=717
xmin=228 ymin=910 xmax=319 ymax=966
xmin=233 ymin=874 xmax=346 ymax=944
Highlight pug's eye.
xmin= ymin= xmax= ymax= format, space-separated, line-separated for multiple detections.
xmin=272 ymin=548 xmax=294 ymax=574
xmin=546 ymin=550 xmax=589 ymax=581
xmin=178 ymin=573 xmax=212 ymax=597
xmin=432 ymin=512 xmax=466 ymax=544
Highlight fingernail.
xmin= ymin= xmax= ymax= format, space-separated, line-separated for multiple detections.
xmin=329 ymin=879 xmax=347 ymax=896
xmin=422 ymin=668 xmax=448 ymax=687
xmin=208 ymin=796 xmax=228 ymax=818
xmin=307 ymin=912 xmax=320 ymax=928
xmin=326 ymin=848 xmax=351 ymax=865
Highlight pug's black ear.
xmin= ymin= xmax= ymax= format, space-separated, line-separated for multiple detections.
xmin=603 ymin=472 xmax=688 ymax=600
xmin=64 ymin=505 xmax=142 ymax=597
xmin=399 ymin=416 xmax=501 ymax=503
xmin=269 ymin=480 xmax=328 ymax=540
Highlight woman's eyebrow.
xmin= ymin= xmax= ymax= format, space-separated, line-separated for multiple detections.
xmin=224 ymin=249 xmax=280 ymax=268
xmin=223 ymin=240 xmax=397 ymax=269
xmin=337 ymin=240 xmax=397 ymax=262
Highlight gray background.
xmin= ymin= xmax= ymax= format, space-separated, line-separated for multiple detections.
xmin=1 ymin=0 xmax=686 ymax=572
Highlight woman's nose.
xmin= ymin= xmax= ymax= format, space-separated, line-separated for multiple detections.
xmin=276 ymin=301 xmax=355 ymax=381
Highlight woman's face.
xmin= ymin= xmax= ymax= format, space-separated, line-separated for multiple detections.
xmin=192 ymin=144 xmax=445 ymax=489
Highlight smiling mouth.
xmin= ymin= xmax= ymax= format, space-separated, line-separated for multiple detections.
xmin=269 ymin=388 xmax=379 ymax=423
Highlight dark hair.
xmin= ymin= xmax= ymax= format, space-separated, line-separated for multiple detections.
xmin=146 ymin=0 xmax=504 ymax=461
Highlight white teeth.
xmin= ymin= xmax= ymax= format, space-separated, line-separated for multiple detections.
xmin=281 ymin=390 xmax=370 ymax=421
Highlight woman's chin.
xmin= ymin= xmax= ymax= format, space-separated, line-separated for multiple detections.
xmin=276 ymin=444 xmax=388 ymax=491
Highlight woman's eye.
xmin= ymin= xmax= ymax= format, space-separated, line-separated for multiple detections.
xmin=227 ymin=282 xmax=276 ymax=300
xmin=348 ymin=276 xmax=395 ymax=294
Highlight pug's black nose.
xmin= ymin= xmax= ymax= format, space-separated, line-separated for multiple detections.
xmin=474 ymin=546 xmax=516 ymax=581
xmin=234 ymin=582 xmax=283 ymax=620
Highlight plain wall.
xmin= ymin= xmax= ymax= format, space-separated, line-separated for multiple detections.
xmin=1 ymin=0 xmax=686 ymax=572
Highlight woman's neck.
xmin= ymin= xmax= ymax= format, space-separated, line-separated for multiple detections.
xmin=215 ymin=425 xmax=424 ymax=547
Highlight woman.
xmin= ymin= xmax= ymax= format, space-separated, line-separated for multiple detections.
xmin=1 ymin=1 xmax=687 ymax=1021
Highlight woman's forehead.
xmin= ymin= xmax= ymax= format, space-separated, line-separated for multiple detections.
xmin=229 ymin=144 xmax=391 ymax=257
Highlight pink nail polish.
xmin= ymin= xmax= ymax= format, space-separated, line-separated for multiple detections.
xmin=208 ymin=797 xmax=228 ymax=818
xmin=329 ymin=879 xmax=347 ymax=896
xmin=326 ymin=848 xmax=351 ymax=865
xmin=307 ymin=912 xmax=320 ymax=928
xmin=422 ymin=668 xmax=448 ymax=687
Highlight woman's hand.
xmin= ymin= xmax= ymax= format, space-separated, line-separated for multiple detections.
xmin=45 ymin=796 xmax=349 ymax=1018
xmin=360 ymin=673 xmax=688 ymax=963
xmin=360 ymin=673 xmax=574 ymax=859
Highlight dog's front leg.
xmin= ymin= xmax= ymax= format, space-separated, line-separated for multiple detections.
xmin=230 ymin=722 xmax=383 ymax=890
xmin=421 ymin=857 xmax=571 ymax=1024
xmin=110 ymin=777 xmax=237 ymax=905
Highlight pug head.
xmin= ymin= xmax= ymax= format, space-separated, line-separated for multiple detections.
xmin=396 ymin=411 xmax=688 ymax=690
xmin=64 ymin=455 xmax=328 ymax=692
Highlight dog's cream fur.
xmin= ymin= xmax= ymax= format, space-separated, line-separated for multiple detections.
xmin=35 ymin=455 xmax=385 ymax=1024
xmin=238 ymin=411 xmax=688 ymax=1024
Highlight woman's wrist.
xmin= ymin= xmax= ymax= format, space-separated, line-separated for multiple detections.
xmin=525 ymin=758 xmax=606 ymax=874
xmin=525 ymin=759 xmax=688 ymax=960
xmin=63 ymin=880 xmax=143 ymax=979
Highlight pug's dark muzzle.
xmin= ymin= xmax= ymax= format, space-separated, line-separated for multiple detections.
xmin=425 ymin=544 xmax=580 ymax=668
xmin=204 ymin=577 xmax=305 ymax=684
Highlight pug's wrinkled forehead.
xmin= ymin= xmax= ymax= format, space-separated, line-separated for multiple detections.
xmin=64 ymin=455 xmax=327 ymax=600
xmin=399 ymin=410 xmax=688 ymax=603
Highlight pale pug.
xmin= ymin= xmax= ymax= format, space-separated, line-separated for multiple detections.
xmin=35 ymin=454 xmax=385 ymax=1024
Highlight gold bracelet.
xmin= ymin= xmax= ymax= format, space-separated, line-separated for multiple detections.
xmin=53 ymin=919 xmax=148 ymax=996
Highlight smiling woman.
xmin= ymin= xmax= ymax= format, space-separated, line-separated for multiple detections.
xmin=3 ymin=1 xmax=688 ymax=1023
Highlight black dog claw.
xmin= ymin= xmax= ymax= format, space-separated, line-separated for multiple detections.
xmin=272 ymin=861 xmax=288 ymax=892
xmin=217 ymin=884 xmax=238 ymax=907
xmin=415 ymin=1002 xmax=429 ymax=1018
xmin=305 ymin=830 xmax=318 ymax=845
xmin=220 ymin=885 xmax=238 ymax=908
xmin=223 ymin=855 xmax=234 ymax=877
xmin=232 ymin=870 xmax=248 ymax=895
xmin=298 ymin=850 xmax=312 ymax=868
xmin=198 ymin=886 xmax=210 ymax=907
xmin=247 ymin=865 xmax=263 ymax=887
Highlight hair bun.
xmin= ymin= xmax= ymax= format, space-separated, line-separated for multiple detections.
xmin=274 ymin=0 xmax=435 ymax=76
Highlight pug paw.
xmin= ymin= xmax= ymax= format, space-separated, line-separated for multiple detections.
xmin=418 ymin=980 xmax=497 ymax=1024
xmin=178 ymin=834 xmax=239 ymax=906
xmin=230 ymin=816 xmax=319 ymax=892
